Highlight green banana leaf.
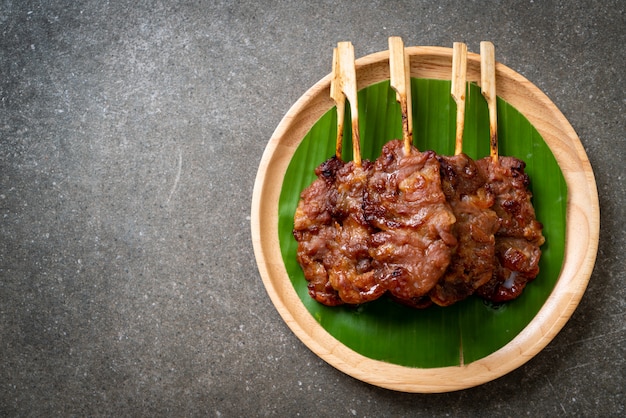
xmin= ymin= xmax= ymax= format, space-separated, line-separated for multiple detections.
xmin=278 ymin=79 xmax=566 ymax=368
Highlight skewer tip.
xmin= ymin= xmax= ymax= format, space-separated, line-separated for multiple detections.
xmin=331 ymin=47 xmax=344 ymax=159
xmin=388 ymin=36 xmax=413 ymax=156
xmin=337 ymin=41 xmax=361 ymax=167
xmin=480 ymin=41 xmax=498 ymax=163
xmin=452 ymin=42 xmax=468 ymax=156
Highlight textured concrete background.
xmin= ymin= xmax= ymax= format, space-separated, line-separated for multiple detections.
xmin=1 ymin=0 xmax=624 ymax=416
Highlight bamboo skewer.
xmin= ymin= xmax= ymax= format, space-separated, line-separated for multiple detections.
xmin=330 ymin=47 xmax=345 ymax=159
xmin=388 ymin=36 xmax=413 ymax=156
xmin=336 ymin=41 xmax=362 ymax=168
xmin=404 ymin=41 xmax=413 ymax=150
xmin=480 ymin=41 xmax=498 ymax=163
xmin=451 ymin=42 xmax=468 ymax=156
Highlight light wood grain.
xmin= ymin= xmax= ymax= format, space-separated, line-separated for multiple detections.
xmin=250 ymin=46 xmax=600 ymax=393
xmin=480 ymin=41 xmax=499 ymax=162
xmin=337 ymin=41 xmax=361 ymax=167
xmin=388 ymin=36 xmax=413 ymax=154
xmin=330 ymin=47 xmax=344 ymax=159
xmin=451 ymin=42 xmax=467 ymax=155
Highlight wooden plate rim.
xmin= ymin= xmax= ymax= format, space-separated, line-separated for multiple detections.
xmin=250 ymin=46 xmax=600 ymax=393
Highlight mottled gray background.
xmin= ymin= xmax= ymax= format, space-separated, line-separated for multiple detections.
xmin=1 ymin=0 xmax=624 ymax=416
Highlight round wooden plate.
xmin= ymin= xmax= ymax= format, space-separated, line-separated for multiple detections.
xmin=250 ymin=46 xmax=599 ymax=392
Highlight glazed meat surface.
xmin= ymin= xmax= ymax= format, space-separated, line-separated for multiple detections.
xmin=326 ymin=159 xmax=385 ymax=304
xmin=293 ymin=147 xmax=544 ymax=307
xmin=475 ymin=156 xmax=545 ymax=302
xmin=429 ymin=154 xmax=500 ymax=306
xmin=293 ymin=157 xmax=384 ymax=305
xmin=293 ymin=158 xmax=343 ymax=306
xmin=364 ymin=140 xmax=457 ymax=302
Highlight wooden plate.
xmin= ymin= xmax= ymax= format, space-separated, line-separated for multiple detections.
xmin=250 ymin=46 xmax=599 ymax=392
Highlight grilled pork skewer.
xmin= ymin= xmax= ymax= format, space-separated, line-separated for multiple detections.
xmin=475 ymin=41 xmax=545 ymax=302
xmin=293 ymin=42 xmax=383 ymax=305
xmin=324 ymin=42 xmax=383 ymax=304
xmin=364 ymin=37 xmax=456 ymax=306
xmin=429 ymin=42 xmax=500 ymax=307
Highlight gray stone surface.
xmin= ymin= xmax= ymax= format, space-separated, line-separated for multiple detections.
xmin=1 ymin=0 xmax=624 ymax=416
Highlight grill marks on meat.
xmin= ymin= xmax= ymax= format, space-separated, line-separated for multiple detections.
xmin=293 ymin=157 xmax=384 ymax=305
xmin=364 ymin=140 xmax=457 ymax=302
xmin=474 ymin=157 xmax=545 ymax=302
xmin=429 ymin=154 xmax=500 ymax=306
xmin=327 ymin=160 xmax=386 ymax=304
xmin=293 ymin=146 xmax=544 ymax=308
xmin=293 ymin=159 xmax=343 ymax=306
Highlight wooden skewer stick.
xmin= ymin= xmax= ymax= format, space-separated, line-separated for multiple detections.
xmin=403 ymin=40 xmax=413 ymax=152
xmin=337 ymin=41 xmax=361 ymax=167
xmin=451 ymin=42 xmax=467 ymax=156
xmin=330 ymin=47 xmax=345 ymax=159
xmin=388 ymin=36 xmax=413 ymax=156
xmin=480 ymin=41 xmax=498 ymax=162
